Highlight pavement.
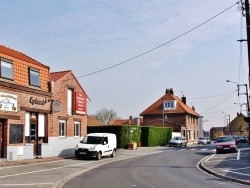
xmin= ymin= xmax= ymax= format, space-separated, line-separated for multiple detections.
xmin=0 ymin=144 xmax=250 ymax=187
xmin=199 ymin=142 xmax=250 ymax=186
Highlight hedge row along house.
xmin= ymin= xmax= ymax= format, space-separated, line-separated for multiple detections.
xmin=140 ymin=88 xmax=201 ymax=143
xmin=0 ymin=45 xmax=89 ymax=161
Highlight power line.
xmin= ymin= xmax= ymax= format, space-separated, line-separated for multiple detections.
xmin=190 ymin=90 xmax=236 ymax=100
xmin=200 ymin=91 xmax=237 ymax=113
xmin=75 ymin=2 xmax=238 ymax=79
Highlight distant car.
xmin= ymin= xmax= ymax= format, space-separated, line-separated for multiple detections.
xmin=169 ymin=136 xmax=187 ymax=147
xmin=235 ymin=136 xmax=248 ymax=143
xmin=197 ymin=137 xmax=211 ymax=145
xmin=215 ymin=135 xmax=238 ymax=154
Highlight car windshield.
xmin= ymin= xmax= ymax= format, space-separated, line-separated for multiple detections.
xmin=173 ymin=137 xmax=181 ymax=140
xmin=216 ymin=136 xmax=234 ymax=142
xmin=199 ymin=137 xmax=205 ymax=140
xmin=81 ymin=136 xmax=104 ymax=144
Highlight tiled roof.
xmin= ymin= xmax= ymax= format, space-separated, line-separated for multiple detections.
xmin=50 ymin=70 xmax=90 ymax=101
xmin=0 ymin=45 xmax=49 ymax=69
xmin=87 ymin=115 xmax=105 ymax=126
xmin=50 ymin=70 xmax=71 ymax=82
xmin=140 ymin=91 xmax=200 ymax=117
xmin=112 ymin=118 xmax=143 ymax=125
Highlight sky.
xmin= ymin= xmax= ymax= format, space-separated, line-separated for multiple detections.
xmin=0 ymin=0 xmax=248 ymax=131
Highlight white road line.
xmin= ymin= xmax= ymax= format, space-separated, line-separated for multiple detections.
xmin=223 ymin=169 xmax=250 ymax=177
xmin=200 ymin=148 xmax=207 ymax=150
xmin=237 ymin=150 xmax=240 ymax=160
xmin=190 ymin=148 xmax=197 ymax=150
xmin=205 ymin=154 xmax=215 ymax=162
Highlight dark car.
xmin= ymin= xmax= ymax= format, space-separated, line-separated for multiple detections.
xmin=215 ymin=135 xmax=238 ymax=154
xmin=236 ymin=136 xmax=248 ymax=143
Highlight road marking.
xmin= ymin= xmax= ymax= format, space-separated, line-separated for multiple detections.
xmin=200 ymin=148 xmax=207 ymax=150
xmin=223 ymin=169 xmax=250 ymax=177
xmin=190 ymin=148 xmax=197 ymax=150
xmin=237 ymin=150 xmax=240 ymax=160
xmin=205 ymin=154 xmax=215 ymax=162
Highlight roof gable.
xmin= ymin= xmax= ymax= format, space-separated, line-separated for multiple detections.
xmin=0 ymin=45 xmax=49 ymax=69
xmin=50 ymin=70 xmax=90 ymax=101
xmin=140 ymin=89 xmax=200 ymax=117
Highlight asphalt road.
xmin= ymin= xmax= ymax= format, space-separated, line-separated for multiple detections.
xmin=0 ymin=144 xmax=248 ymax=188
xmin=63 ymin=145 xmax=247 ymax=188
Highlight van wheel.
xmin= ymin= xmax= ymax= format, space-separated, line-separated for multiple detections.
xmin=96 ymin=152 xmax=102 ymax=160
xmin=111 ymin=150 xmax=116 ymax=158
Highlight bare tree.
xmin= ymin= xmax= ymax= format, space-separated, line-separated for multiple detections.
xmin=91 ymin=108 xmax=118 ymax=125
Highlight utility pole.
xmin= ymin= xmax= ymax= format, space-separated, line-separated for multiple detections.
xmin=241 ymin=0 xmax=250 ymax=143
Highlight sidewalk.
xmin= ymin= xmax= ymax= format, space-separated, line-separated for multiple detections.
xmin=199 ymin=143 xmax=250 ymax=185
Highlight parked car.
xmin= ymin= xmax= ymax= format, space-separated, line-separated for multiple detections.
xmin=235 ymin=136 xmax=248 ymax=143
xmin=169 ymin=136 xmax=187 ymax=147
xmin=75 ymin=133 xmax=117 ymax=160
xmin=197 ymin=137 xmax=211 ymax=145
xmin=215 ymin=135 xmax=238 ymax=154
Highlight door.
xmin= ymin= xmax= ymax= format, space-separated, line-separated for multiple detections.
xmin=30 ymin=123 xmax=38 ymax=155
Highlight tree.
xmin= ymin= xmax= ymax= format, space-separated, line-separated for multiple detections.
xmin=91 ymin=108 xmax=118 ymax=125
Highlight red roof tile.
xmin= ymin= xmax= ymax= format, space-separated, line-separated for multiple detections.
xmin=0 ymin=45 xmax=49 ymax=69
xmin=140 ymin=90 xmax=200 ymax=117
xmin=50 ymin=70 xmax=71 ymax=82
xmin=87 ymin=115 xmax=105 ymax=126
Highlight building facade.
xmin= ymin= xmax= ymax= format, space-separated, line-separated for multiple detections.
xmin=140 ymin=88 xmax=201 ymax=143
xmin=0 ymin=45 xmax=89 ymax=161
xmin=0 ymin=45 xmax=52 ymax=160
xmin=48 ymin=70 xmax=89 ymax=157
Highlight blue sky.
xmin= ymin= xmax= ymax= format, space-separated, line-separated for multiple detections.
xmin=0 ymin=0 xmax=248 ymax=131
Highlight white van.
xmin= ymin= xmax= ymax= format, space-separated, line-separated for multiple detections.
xmin=75 ymin=133 xmax=117 ymax=160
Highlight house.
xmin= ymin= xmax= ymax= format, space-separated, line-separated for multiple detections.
xmin=87 ymin=115 xmax=105 ymax=126
xmin=210 ymin=113 xmax=249 ymax=139
xmin=140 ymin=88 xmax=201 ymax=143
xmin=0 ymin=45 xmax=52 ymax=161
xmin=228 ymin=112 xmax=248 ymax=136
xmin=48 ymin=70 xmax=89 ymax=157
xmin=210 ymin=127 xmax=225 ymax=139
xmin=0 ymin=45 xmax=90 ymax=161
xmin=112 ymin=116 xmax=142 ymax=126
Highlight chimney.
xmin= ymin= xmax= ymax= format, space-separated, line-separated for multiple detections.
xmin=165 ymin=88 xmax=174 ymax=95
xmin=192 ymin=106 xmax=195 ymax=111
xmin=165 ymin=89 xmax=169 ymax=94
xmin=182 ymin=96 xmax=186 ymax=104
xmin=129 ymin=116 xmax=132 ymax=125
xmin=170 ymin=88 xmax=174 ymax=95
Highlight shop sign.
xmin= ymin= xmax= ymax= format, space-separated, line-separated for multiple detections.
xmin=74 ymin=91 xmax=86 ymax=115
xmin=0 ymin=92 xmax=18 ymax=112
xmin=29 ymin=97 xmax=51 ymax=106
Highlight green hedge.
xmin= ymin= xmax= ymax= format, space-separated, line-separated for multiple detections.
xmin=87 ymin=125 xmax=172 ymax=148
xmin=87 ymin=125 xmax=141 ymax=148
xmin=140 ymin=126 xmax=172 ymax=146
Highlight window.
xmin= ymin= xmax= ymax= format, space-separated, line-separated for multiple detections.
xmin=74 ymin=121 xmax=80 ymax=137
xmin=67 ymin=89 xmax=73 ymax=115
xmin=29 ymin=67 xmax=40 ymax=87
xmin=1 ymin=58 xmax=13 ymax=80
xmin=163 ymin=100 xmax=176 ymax=110
xmin=59 ymin=120 xmax=67 ymax=137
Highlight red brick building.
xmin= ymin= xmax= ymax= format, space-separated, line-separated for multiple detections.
xmin=0 ymin=45 xmax=89 ymax=161
xmin=140 ymin=88 xmax=201 ymax=143
xmin=0 ymin=45 xmax=52 ymax=160
xmin=48 ymin=70 xmax=89 ymax=157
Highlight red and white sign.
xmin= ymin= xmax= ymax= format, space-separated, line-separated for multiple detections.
xmin=74 ymin=91 xmax=86 ymax=115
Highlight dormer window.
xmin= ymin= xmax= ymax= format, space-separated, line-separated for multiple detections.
xmin=29 ymin=67 xmax=40 ymax=87
xmin=1 ymin=58 xmax=13 ymax=80
xmin=163 ymin=100 xmax=176 ymax=110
